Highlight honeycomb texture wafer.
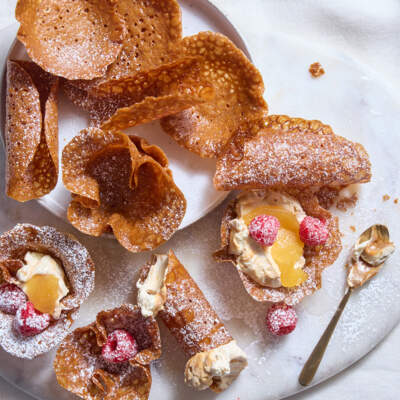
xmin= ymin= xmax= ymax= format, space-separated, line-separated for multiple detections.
xmin=15 ymin=0 xmax=125 ymax=80
xmin=161 ymin=31 xmax=268 ymax=158
xmin=70 ymin=0 xmax=182 ymax=91
xmin=214 ymin=115 xmax=372 ymax=191
xmin=5 ymin=60 xmax=59 ymax=202
xmin=64 ymin=57 xmax=213 ymax=128
xmin=62 ymin=128 xmax=186 ymax=253
xmin=54 ymin=304 xmax=160 ymax=400
xmin=139 ymin=250 xmax=233 ymax=358
xmin=0 ymin=224 xmax=94 ymax=359
xmin=214 ymin=191 xmax=342 ymax=305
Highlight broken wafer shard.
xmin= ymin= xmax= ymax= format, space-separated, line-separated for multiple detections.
xmin=54 ymin=304 xmax=160 ymax=400
xmin=5 ymin=60 xmax=59 ymax=202
xmin=214 ymin=190 xmax=342 ymax=305
xmin=161 ymin=31 xmax=268 ymax=158
xmin=15 ymin=0 xmax=125 ymax=80
xmin=214 ymin=115 xmax=372 ymax=191
xmin=62 ymin=128 xmax=186 ymax=253
xmin=137 ymin=250 xmax=247 ymax=392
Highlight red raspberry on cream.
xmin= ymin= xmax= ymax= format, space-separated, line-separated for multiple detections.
xmin=102 ymin=329 xmax=138 ymax=363
xmin=249 ymin=214 xmax=280 ymax=246
xmin=0 ymin=283 xmax=27 ymax=315
xmin=13 ymin=301 xmax=51 ymax=337
xmin=299 ymin=216 xmax=329 ymax=246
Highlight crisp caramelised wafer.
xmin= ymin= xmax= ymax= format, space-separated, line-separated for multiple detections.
xmin=161 ymin=31 xmax=268 ymax=158
xmin=62 ymin=129 xmax=186 ymax=253
xmin=16 ymin=0 xmax=125 ymax=80
xmin=137 ymin=250 xmax=247 ymax=392
xmin=214 ymin=115 xmax=372 ymax=191
xmin=64 ymin=57 xmax=213 ymax=129
xmin=5 ymin=60 xmax=59 ymax=202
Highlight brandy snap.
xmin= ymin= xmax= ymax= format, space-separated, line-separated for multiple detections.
xmin=54 ymin=304 xmax=161 ymax=400
xmin=62 ymin=128 xmax=186 ymax=253
xmin=161 ymin=31 xmax=268 ymax=158
xmin=68 ymin=0 xmax=182 ymax=90
xmin=214 ymin=190 xmax=342 ymax=305
xmin=214 ymin=115 xmax=371 ymax=191
xmin=64 ymin=57 xmax=212 ymax=129
xmin=5 ymin=60 xmax=58 ymax=202
xmin=15 ymin=0 xmax=125 ymax=79
xmin=0 ymin=224 xmax=94 ymax=359
xmin=137 ymin=250 xmax=248 ymax=392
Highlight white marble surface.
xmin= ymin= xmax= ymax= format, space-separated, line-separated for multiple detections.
xmin=1 ymin=0 xmax=400 ymax=399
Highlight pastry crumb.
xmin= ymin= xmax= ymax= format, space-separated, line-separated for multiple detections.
xmin=394 ymin=198 xmax=398 ymax=204
xmin=309 ymin=62 xmax=325 ymax=78
xmin=383 ymin=194 xmax=390 ymax=201
xmin=336 ymin=193 xmax=358 ymax=211
xmin=350 ymin=226 xmax=356 ymax=232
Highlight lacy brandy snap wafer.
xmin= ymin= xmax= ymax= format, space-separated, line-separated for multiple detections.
xmin=15 ymin=0 xmax=125 ymax=80
xmin=137 ymin=250 xmax=247 ymax=392
xmin=5 ymin=60 xmax=59 ymax=202
xmin=69 ymin=0 xmax=182 ymax=91
xmin=214 ymin=115 xmax=372 ymax=191
xmin=54 ymin=304 xmax=161 ymax=400
xmin=0 ymin=224 xmax=94 ymax=359
xmin=64 ymin=57 xmax=213 ymax=129
xmin=62 ymin=128 xmax=186 ymax=253
xmin=161 ymin=31 xmax=268 ymax=158
xmin=214 ymin=191 xmax=342 ymax=305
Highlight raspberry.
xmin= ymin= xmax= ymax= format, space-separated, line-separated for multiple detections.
xmin=299 ymin=216 xmax=329 ymax=246
xmin=249 ymin=215 xmax=280 ymax=246
xmin=266 ymin=303 xmax=297 ymax=336
xmin=0 ymin=283 xmax=27 ymax=315
xmin=13 ymin=302 xmax=51 ymax=337
xmin=102 ymin=329 xmax=138 ymax=363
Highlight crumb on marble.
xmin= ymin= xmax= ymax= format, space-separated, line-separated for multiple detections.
xmin=309 ymin=62 xmax=325 ymax=78
xmin=336 ymin=193 xmax=358 ymax=211
xmin=350 ymin=226 xmax=356 ymax=232
xmin=383 ymin=194 xmax=390 ymax=201
xmin=394 ymin=198 xmax=398 ymax=204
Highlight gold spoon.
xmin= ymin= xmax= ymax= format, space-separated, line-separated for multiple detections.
xmin=298 ymin=224 xmax=395 ymax=386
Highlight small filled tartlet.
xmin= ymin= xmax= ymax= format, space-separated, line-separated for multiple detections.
xmin=214 ymin=190 xmax=342 ymax=304
xmin=137 ymin=250 xmax=248 ymax=392
xmin=54 ymin=304 xmax=161 ymax=400
xmin=0 ymin=224 xmax=94 ymax=358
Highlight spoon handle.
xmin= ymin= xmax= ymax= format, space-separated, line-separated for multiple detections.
xmin=298 ymin=287 xmax=353 ymax=386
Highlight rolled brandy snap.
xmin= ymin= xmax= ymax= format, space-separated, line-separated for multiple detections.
xmin=137 ymin=250 xmax=248 ymax=392
xmin=54 ymin=304 xmax=161 ymax=400
xmin=5 ymin=60 xmax=58 ymax=202
xmin=0 ymin=224 xmax=94 ymax=359
xmin=214 ymin=115 xmax=371 ymax=191
xmin=62 ymin=128 xmax=186 ymax=253
xmin=214 ymin=190 xmax=342 ymax=305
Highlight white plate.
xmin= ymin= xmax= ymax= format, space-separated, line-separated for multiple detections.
xmin=1 ymin=2 xmax=400 ymax=400
xmin=3 ymin=0 xmax=255 ymax=230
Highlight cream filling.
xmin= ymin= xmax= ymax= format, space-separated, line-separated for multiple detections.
xmin=229 ymin=191 xmax=306 ymax=287
xmin=17 ymin=251 xmax=69 ymax=319
xmin=184 ymin=340 xmax=248 ymax=391
xmin=137 ymin=254 xmax=169 ymax=318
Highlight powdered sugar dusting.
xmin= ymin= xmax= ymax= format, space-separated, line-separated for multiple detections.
xmin=0 ymin=224 xmax=94 ymax=358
